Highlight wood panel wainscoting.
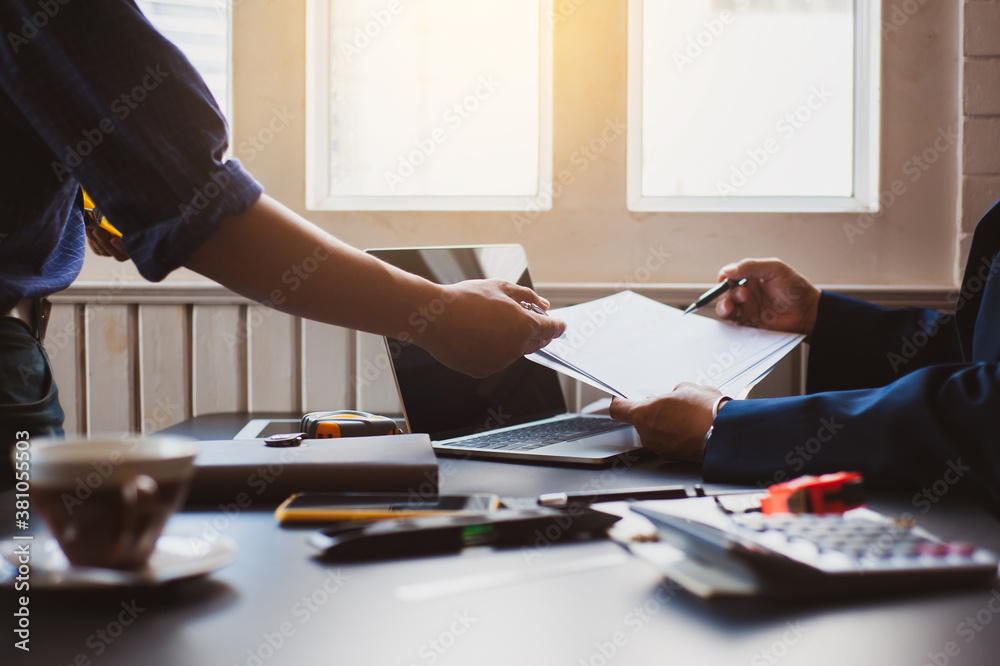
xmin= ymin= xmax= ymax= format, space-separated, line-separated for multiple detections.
xmin=44 ymin=282 xmax=955 ymax=437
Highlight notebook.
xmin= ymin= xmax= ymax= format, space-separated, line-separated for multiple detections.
xmin=366 ymin=245 xmax=642 ymax=466
xmin=188 ymin=434 xmax=438 ymax=503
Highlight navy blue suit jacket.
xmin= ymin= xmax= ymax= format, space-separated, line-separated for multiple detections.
xmin=704 ymin=199 xmax=1000 ymax=515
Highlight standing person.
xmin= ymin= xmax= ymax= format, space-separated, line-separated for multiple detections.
xmin=0 ymin=0 xmax=564 ymax=485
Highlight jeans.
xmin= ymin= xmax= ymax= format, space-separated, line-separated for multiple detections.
xmin=0 ymin=317 xmax=65 ymax=490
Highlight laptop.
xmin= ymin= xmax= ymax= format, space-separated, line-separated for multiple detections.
xmin=366 ymin=245 xmax=643 ymax=466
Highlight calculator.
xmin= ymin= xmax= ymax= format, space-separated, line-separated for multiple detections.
xmin=624 ymin=496 xmax=999 ymax=599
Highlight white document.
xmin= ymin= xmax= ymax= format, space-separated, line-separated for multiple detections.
xmin=528 ymin=291 xmax=804 ymax=400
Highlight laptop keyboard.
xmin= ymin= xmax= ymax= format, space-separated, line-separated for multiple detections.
xmin=441 ymin=417 xmax=627 ymax=452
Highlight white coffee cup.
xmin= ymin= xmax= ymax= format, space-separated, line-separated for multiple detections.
xmin=26 ymin=436 xmax=197 ymax=570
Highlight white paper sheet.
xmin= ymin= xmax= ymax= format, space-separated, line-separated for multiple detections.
xmin=528 ymin=291 xmax=804 ymax=399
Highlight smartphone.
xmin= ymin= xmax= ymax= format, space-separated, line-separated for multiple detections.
xmin=274 ymin=492 xmax=501 ymax=524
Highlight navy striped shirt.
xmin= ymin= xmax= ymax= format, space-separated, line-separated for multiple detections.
xmin=0 ymin=0 xmax=263 ymax=313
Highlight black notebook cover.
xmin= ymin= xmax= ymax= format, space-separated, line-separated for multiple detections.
xmin=187 ymin=434 xmax=438 ymax=504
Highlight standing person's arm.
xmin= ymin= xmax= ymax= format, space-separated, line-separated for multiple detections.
xmin=185 ymin=196 xmax=564 ymax=377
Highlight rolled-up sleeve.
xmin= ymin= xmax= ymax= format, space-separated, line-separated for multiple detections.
xmin=0 ymin=0 xmax=263 ymax=281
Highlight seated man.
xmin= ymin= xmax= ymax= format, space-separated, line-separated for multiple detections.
xmin=610 ymin=199 xmax=1000 ymax=516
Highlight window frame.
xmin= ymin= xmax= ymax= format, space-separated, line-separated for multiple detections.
xmin=625 ymin=0 xmax=882 ymax=214
xmin=304 ymin=0 xmax=554 ymax=212
xmin=137 ymin=0 xmax=234 ymax=123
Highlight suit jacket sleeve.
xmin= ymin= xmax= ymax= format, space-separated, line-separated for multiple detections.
xmin=702 ymin=361 xmax=1000 ymax=514
xmin=805 ymin=291 xmax=962 ymax=392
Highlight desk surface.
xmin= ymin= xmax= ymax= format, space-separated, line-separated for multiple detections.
xmin=5 ymin=414 xmax=1000 ymax=665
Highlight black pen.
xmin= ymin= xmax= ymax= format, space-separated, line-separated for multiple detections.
xmin=682 ymin=278 xmax=748 ymax=315
xmin=537 ymin=485 xmax=688 ymax=508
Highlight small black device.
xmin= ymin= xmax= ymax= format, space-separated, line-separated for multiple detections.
xmin=309 ymin=508 xmax=621 ymax=561
xmin=275 ymin=492 xmax=500 ymax=524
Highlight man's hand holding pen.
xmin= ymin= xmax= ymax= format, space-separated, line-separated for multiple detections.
xmin=713 ymin=258 xmax=821 ymax=337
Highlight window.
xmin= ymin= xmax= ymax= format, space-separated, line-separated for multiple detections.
xmin=627 ymin=0 xmax=880 ymax=212
xmin=306 ymin=0 xmax=553 ymax=211
xmin=136 ymin=0 xmax=232 ymax=120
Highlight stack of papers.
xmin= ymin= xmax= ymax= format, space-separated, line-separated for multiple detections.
xmin=528 ymin=291 xmax=803 ymax=399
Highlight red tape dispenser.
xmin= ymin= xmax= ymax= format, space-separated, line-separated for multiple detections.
xmin=760 ymin=471 xmax=865 ymax=515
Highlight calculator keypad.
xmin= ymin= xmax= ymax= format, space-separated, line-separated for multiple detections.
xmin=729 ymin=512 xmax=998 ymax=574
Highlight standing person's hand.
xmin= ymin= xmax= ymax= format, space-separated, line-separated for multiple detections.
xmin=419 ymin=278 xmax=566 ymax=378
xmin=86 ymin=227 xmax=129 ymax=261
xmin=715 ymin=259 xmax=820 ymax=336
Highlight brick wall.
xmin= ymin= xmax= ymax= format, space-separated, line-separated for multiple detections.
xmin=963 ymin=1 xmax=1000 ymax=268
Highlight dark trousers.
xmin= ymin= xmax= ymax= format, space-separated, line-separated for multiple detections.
xmin=0 ymin=317 xmax=65 ymax=490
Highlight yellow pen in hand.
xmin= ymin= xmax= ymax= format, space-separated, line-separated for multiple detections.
xmin=81 ymin=189 xmax=123 ymax=238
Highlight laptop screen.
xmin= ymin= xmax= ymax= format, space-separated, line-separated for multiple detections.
xmin=367 ymin=246 xmax=568 ymax=441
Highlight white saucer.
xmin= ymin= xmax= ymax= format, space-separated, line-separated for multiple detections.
xmin=0 ymin=532 xmax=238 ymax=589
